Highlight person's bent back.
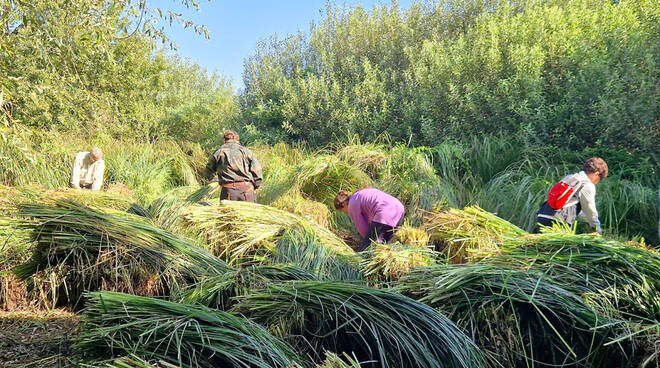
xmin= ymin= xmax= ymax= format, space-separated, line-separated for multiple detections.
xmin=334 ymin=188 xmax=405 ymax=251
xmin=536 ymin=157 xmax=608 ymax=233
xmin=70 ymin=147 xmax=104 ymax=191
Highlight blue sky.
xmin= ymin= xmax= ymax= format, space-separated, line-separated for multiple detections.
xmin=150 ymin=0 xmax=413 ymax=90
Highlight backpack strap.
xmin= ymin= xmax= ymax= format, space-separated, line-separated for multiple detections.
xmin=562 ymin=174 xmax=584 ymax=208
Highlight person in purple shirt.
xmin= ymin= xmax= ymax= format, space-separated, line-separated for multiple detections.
xmin=334 ymin=187 xmax=405 ymax=252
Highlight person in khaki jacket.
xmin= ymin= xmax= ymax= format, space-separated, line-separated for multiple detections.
xmin=70 ymin=147 xmax=105 ymax=191
xmin=205 ymin=130 xmax=262 ymax=202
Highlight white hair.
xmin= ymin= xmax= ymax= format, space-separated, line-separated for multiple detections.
xmin=90 ymin=147 xmax=103 ymax=160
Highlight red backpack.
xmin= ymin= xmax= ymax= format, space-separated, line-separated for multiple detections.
xmin=547 ymin=175 xmax=583 ymax=210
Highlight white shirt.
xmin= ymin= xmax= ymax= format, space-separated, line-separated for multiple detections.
xmin=563 ymin=171 xmax=601 ymax=232
xmin=70 ymin=152 xmax=105 ymax=190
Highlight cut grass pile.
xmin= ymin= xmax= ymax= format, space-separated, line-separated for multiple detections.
xmin=181 ymin=200 xmax=354 ymax=264
xmin=271 ymin=193 xmax=331 ymax=228
xmin=397 ymin=263 xmax=632 ymax=367
xmin=77 ymin=292 xmax=301 ymax=368
xmin=361 ymin=243 xmax=436 ymax=282
xmin=233 ymin=281 xmax=488 ymax=368
xmin=425 ymin=205 xmax=530 ymax=263
xmin=13 ymin=200 xmax=230 ymax=308
xmin=2 ymin=138 xmax=659 ymax=367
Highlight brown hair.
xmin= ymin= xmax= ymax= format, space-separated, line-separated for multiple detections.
xmin=583 ymin=157 xmax=608 ymax=179
xmin=224 ymin=130 xmax=239 ymax=141
xmin=334 ymin=190 xmax=351 ymax=210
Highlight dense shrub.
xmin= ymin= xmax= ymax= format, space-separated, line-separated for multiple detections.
xmin=241 ymin=0 xmax=659 ymax=153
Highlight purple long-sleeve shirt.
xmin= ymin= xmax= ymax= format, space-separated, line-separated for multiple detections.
xmin=347 ymin=188 xmax=405 ymax=238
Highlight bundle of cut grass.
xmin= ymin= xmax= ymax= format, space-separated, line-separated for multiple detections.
xmin=394 ymin=223 xmax=430 ymax=247
xmin=81 ymin=355 xmax=181 ymax=368
xmin=293 ymin=155 xmax=373 ymax=207
xmin=271 ymin=193 xmax=331 ymax=228
xmin=233 ymin=281 xmax=488 ymax=368
xmin=271 ymin=227 xmax=362 ymax=281
xmin=425 ymin=206 xmax=528 ymax=263
xmin=146 ymin=184 xmax=220 ymax=233
xmin=0 ymin=227 xmax=34 ymax=310
xmin=14 ymin=200 xmax=230 ymax=307
xmin=361 ymin=243 xmax=436 ymax=282
xmin=335 ymin=142 xmax=388 ymax=178
xmin=397 ymin=263 xmax=631 ymax=367
xmin=0 ymin=185 xmax=43 ymax=309
xmin=496 ymin=233 xmax=660 ymax=322
xmin=180 ymin=264 xmax=319 ymax=310
xmin=376 ymin=145 xmax=445 ymax=217
xmin=316 ymin=352 xmax=365 ymax=368
xmin=77 ymin=292 xmax=301 ymax=368
xmin=182 ymin=201 xmax=354 ymax=264
xmin=42 ymin=188 xmax=135 ymax=211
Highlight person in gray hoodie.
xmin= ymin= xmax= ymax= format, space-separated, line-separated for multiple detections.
xmin=536 ymin=157 xmax=608 ymax=233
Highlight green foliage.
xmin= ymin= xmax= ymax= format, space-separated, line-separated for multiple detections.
xmin=0 ymin=0 xmax=236 ymax=141
xmin=241 ymin=0 xmax=660 ymax=154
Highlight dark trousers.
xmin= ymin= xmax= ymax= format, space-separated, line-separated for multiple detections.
xmin=358 ymin=221 xmax=396 ymax=252
xmin=220 ymin=184 xmax=256 ymax=203
xmin=534 ymin=201 xmax=579 ymax=233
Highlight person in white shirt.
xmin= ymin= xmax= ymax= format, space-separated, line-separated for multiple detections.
xmin=536 ymin=157 xmax=608 ymax=233
xmin=70 ymin=148 xmax=105 ymax=191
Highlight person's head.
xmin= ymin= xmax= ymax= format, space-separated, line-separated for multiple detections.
xmin=583 ymin=157 xmax=608 ymax=185
xmin=90 ymin=147 xmax=103 ymax=162
xmin=224 ymin=130 xmax=239 ymax=143
xmin=334 ymin=190 xmax=351 ymax=214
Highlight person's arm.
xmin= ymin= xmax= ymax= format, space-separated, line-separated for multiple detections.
xmin=578 ymin=184 xmax=601 ymax=233
xmin=70 ymin=154 xmax=82 ymax=189
xmin=91 ymin=161 xmax=104 ymax=191
xmin=204 ymin=150 xmax=219 ymax=182
xmin=351 ymin=209 xmax=370 ymax=239
xmin=357 ymin=222 xmax=379 ymax=252
xmin=249 ymin=152 xmax=263 ymax=189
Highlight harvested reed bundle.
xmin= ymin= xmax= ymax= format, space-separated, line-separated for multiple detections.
xmin=272 ymin=227 xmax=362 ymax=281
xmin=0 ymin=224 xmax=34 ymax=310
xmin=377 ymin=146 xmax=445 ymax=216
xmin=180 ymin=264 xmax=318 ymax=310
xmin=394 ymin=223 xmax=430 ymax=247
xmin=361 ymin=243 xmax=436 ymax=282
xmin=336 ymin=143 xmax=388 ymax=178
xmin=0 ymin=184 xmax=42 ymax=213
xmin=0 ymin=186 xmax=43 ymax=309
xmin=182 ymin=201 xmax=354 ymax=264
xmin=77 ymin=292 xmax=301 ymax=368
xmin=317 ymin=352 xmax=364 ymax=368
xmin=293 ymin=155 xmax=373 ymax=207
xmin=14 ymin=200 xmax=230 ymax=307
xmin=106 ymin=182 xmax=135 ymax=198
xmin=80 ymin=355 xmax=181 ymax=368
xmin=233 ymin=281 xmax=488 ymax=368
xmin=497 ymin=234 xmax=660 ymax=322
xmin=425 ymin=206 xmax=528 ymax=263
xmin=43 ymin=188 xmax=135 ymax=211
xmin=146 ymin=185 xmax=219 ymax=231
xmin=397 ymin=264 xmax=630 ymax=367
xmin=271 ymin=193 xmax=331 ymax=228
